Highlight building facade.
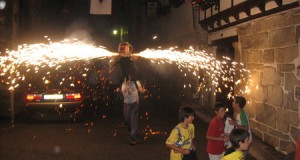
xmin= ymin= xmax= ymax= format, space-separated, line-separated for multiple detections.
xmin=198 ymin=0 xmax=300 ymax=154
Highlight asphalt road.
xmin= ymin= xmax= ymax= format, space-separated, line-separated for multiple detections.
xmin=0 ymin=95 xmax=211 ymax=160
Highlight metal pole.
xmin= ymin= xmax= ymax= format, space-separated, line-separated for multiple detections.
xmin=10 ymin=89 xmax=15 ymax=124
xmin=120 ymin=27 xmax=124 ymax=42
xmin=192 ymin=6 xmax=196 ymax=30
xmin=10 ymin=0 xmax=19 ymax=125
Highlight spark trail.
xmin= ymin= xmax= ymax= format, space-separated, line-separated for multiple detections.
xmin=136 ymin=47 xmax=252 ymax=98
xmin=0 ymin=38 xmax=117 ymax=90
xmin=0 ymin=39 xmax=252 ymax=98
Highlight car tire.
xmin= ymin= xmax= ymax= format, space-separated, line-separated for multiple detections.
xmin=23 ymin=108 xmax=36 ymax=123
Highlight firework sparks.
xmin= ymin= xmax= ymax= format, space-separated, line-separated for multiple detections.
xmin=141 ymin=111 xmax=170 ymax=140
xmin=0 ymin=39 xmax=252 ymax=98
xmin=136 ymin=48 xmax=252 ymax=98
xmin=0 ymin=39 xmax=117 ymax=90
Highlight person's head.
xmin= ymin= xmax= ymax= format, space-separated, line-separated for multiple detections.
xmin=118 ymin=42 xmax=133 ymax=54
xmin=178 ymin=106 xmax=195 ymax=123
xmin=232 ymin=96 xmax=246 ymax=111
xmin=125 ymin=74 xmax=132 ymax=81
xmin=125 ymin=68 xmax=138 ymax=82
xmin=125 ymin=70 xmax=136 ymax=81
xmin=214 ymin=102 xmax=226 ymax=119
xmin=230 ymin=128 xmax=250 ymax=151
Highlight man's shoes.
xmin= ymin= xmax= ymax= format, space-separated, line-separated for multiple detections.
xmin=128 ymin=126 xmax=131 ymax=132
xmin=130 ymin=137 xmax=137 ymax=145
xmin=130 ymin=139 xmax=136 ymax=145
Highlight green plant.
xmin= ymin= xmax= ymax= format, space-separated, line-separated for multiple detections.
xmin=192 ymin=0 xmax=219 ymax=10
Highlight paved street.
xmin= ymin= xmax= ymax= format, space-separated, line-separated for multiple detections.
xmin=0 ymin=95 xmax=211 ymax=160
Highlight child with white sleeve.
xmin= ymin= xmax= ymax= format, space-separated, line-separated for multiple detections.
xmin=224 ymin=108 xmax=234 ymax=148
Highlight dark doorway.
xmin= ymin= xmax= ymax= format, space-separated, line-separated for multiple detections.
xmin=215 ymin=39 xmax=235 ymax=112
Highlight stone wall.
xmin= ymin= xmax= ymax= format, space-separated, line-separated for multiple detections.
xmin=235 ymin=7 xmax=300 ymax=154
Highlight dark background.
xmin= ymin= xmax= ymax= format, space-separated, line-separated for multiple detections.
xmin=0 ymin=0 xmax=186 ymax=52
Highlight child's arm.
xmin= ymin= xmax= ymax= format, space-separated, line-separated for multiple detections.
xmin=229 ymin=119 xmax=248 ymax=130
xmin=121 ymin=81 xmax=127 ymax=93
xmin=235 ymin=111 xmax=249 ymax=130
xmin=229 ymin=119 xmax=236 ymax=125
xmin=207 ymin=120 xmax=229 ymax=142
xmin=136 ymin=80 xmax=146 ymax=93
xmin=166 ymin=144 xmax=190 ymax=155
xmin=191 ymin=125 xmax=196 ymax=151
xmin=234 ymin=124 xmax=248 ymax=130
xmin=206 ymin=135 xmax=227 ymax=141
xmin=191 ymin=139 xmax=196 ymax=151
xmin=166 ymin=127 xmax=191 ymax=155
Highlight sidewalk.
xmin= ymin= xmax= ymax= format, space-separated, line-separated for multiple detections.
xmin=184 ymin=100 xmax=286 ymax=160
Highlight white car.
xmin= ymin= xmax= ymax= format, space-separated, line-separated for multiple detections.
xmin=25 ymin=88 xmax=84 ymax=122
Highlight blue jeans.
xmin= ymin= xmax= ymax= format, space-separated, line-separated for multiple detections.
xmin=123 ymin=102 xmax=140 ymax=140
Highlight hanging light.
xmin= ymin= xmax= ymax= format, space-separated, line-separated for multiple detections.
xmin=0 ymin=0 xmax=6 ymax=10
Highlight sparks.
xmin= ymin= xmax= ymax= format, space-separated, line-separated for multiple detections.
xmin=0 ymin=39 xmax=117 ymax=90
xmin=137 ymin=48 xmax=252 ymax=96
xmin=0 ymin=39 xmax=252 ymax=97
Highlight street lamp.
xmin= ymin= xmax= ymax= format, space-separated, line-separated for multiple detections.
xmin=113 ymin=29 xmax=118 ymax=35
xmin=112 ymin=27 xmax=126 ymax=42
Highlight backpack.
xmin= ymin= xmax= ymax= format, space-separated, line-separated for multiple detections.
xmin=120 ymin=80 xmax=145 ymax=101
xmin=175 ymin=127 xmax=184 ymax=147
xmin=133 ymin=81 xmax=145 ymax=101
xmin=174 ymin=127 xmax=198 ymax=160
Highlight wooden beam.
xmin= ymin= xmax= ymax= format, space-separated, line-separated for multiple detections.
xmin=200 ymin=0 xmax=268 ymax=25
xmin=258 ymin=3 xmax=265 ymax=12
xmin=205 ymin=1 xmax=299 ymax=32
xmin=223 ymin=17 xmax=230 ymax=24
xmin=216 ymin=20 xmax=221 ymax=27
xmin=275 ymin=0 xmax=282 ymax=6
xmin=200 ymin=23 xmax=208 ymax=31
xmin=212 ymin=36 xmax=238 ymax=46
xmin=199 ymin=0 xmax=299 ymax=31
xmin=245 ymin=8 xmax=251 ymax=16
xmin=208 ymin=21 xmax=214 ymax=29
xmin=233 ymin=14 xmax=239 ymax=21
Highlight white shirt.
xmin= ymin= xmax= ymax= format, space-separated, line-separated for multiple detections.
xmin=121 ymin=80 xmax=142 ymax=104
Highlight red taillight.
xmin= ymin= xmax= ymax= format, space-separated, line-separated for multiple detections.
xmin=26 ymin=94 xmax=42 ymax=101
xmin=66 ymin=93 xmax=81 ymax=101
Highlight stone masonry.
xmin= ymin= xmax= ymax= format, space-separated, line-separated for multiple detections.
xmin=235 ymin=7 xmax=300 ymax=154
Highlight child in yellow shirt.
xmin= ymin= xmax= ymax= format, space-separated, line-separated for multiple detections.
xmin=222 ymin=128 xmax=251 ymax=160
xmin=166 ymin=106 xmax=196 ymax=160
